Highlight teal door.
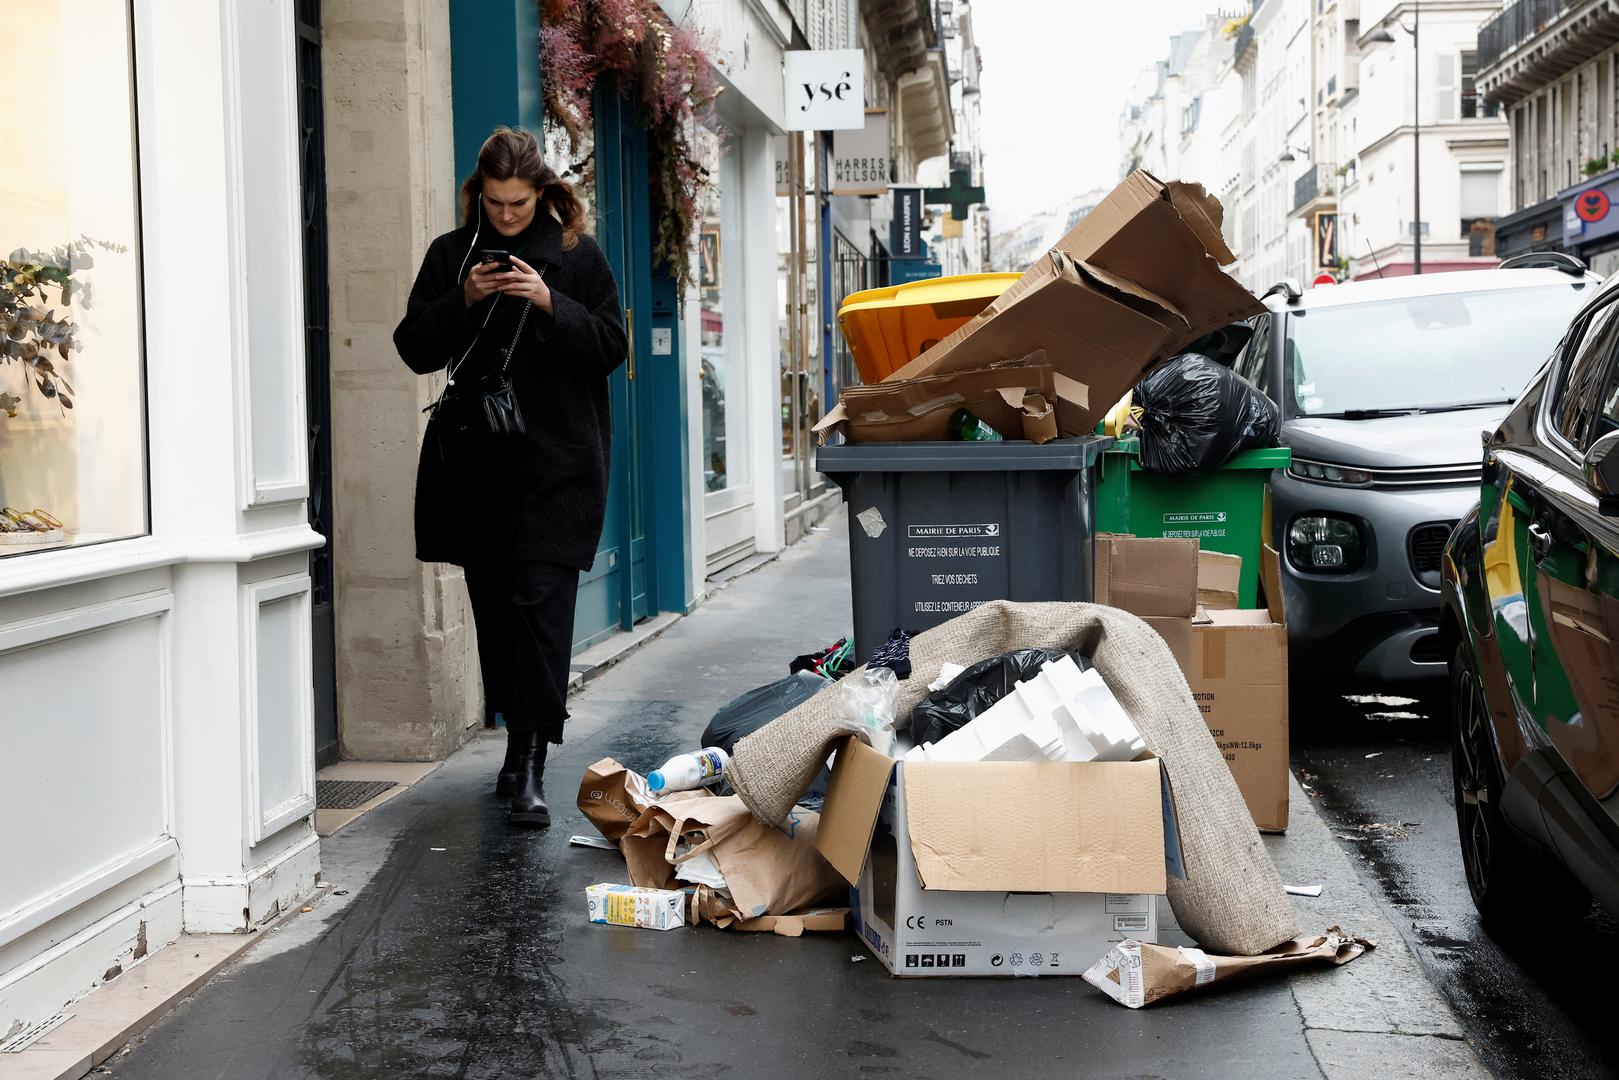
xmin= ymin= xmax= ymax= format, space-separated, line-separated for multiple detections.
xmin=575 ymin=86 xmax=653 ymax=647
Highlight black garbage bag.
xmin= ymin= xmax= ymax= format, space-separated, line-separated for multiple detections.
xmin=1134 ymin=353 xmax=1280 ymax=476
xmin=703 ymin=671 xmax=831 ymax=754
xmin=702 ymin=671 xmax=835 ymax=808
xmin=909 ymin=648 xmax=1090 ymax=749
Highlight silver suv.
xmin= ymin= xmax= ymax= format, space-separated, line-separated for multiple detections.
xmin=1237 ymin=256 xmax=1598 ymax=687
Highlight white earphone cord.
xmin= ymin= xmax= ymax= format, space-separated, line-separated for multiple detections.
xmin=433 ymin=196 xmax=500 ymax=412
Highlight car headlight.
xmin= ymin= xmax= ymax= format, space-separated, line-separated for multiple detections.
xmin=1289 ymin=459 xmax=1373 ymax=486
xmin=1288 ymin=514 xmax=1366 ymax=573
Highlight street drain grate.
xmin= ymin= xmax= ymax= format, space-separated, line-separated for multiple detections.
xmin=1 ymin=1012 xmax=71 ymax=1053
xmin=316 ymin=779 xmax=398 ymax=810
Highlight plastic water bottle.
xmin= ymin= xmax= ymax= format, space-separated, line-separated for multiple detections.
xmin=647 ymin=748 xmax=730 ymax=793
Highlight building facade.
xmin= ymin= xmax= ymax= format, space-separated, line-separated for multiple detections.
xmin=4 ymin=0 xmax=969 ymax=1034
xmin=2 ymin=0 xmax=324 ymax=1034
xmin=1339 ymin=0 xmax=1509 ymax=279
xmin=1478 ymin=0 xmax=1619 ymax=274
xmin=1128 ymin=0 xmax=1509 ymax=289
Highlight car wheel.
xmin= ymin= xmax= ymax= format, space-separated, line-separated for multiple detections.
xmin=1450 ymin=643 xmax=1589 ymax=931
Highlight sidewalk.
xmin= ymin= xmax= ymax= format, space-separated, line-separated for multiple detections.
xmin=96 ymin=513 xmax=1485 ymax=1079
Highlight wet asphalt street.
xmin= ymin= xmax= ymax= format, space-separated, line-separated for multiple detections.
xmin=1293 ymin=689 xmax=1619 ymax=1080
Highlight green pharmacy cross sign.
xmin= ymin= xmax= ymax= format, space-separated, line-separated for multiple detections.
xmin=924 ymin=166 xmax=986 ymax=221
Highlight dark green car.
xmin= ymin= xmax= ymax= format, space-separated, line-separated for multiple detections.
xmin=1441 ymin=268 xmax=1619 ymax=927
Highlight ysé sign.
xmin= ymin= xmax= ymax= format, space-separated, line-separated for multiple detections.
xmin=783 ymin=49 xmax=865 ymax=131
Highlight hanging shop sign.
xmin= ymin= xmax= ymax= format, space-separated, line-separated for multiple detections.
xmin=890 ymin=185 xmax=925 ymax=259
xmin=774 ymin=136 xmax=791 ymax=196
xmin=1313 ymin=211 xmax=1338 ymax=270
xmin=1565 ymin=177 xmax=1619 ymax=245
xmin=784 ymin=49 xmax=865 ymax=131
xmin=831 ymin=110 xmax=890 ymax=196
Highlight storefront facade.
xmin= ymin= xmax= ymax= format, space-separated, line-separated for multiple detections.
xmin=1553 ymin=168 xmax=1619 ymax=277
xmin=1 ymin=0 xmax=323 ymax=1033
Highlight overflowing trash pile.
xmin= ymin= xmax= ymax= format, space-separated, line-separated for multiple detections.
xmin=574 ymin=169 xmax=1369 ymax=1003
xmin=575 ymin=597 xmax=1370 ymax=1000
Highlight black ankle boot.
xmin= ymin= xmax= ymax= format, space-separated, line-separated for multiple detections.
xmin=496 ymin=730 xmax=536 ymax=798
xmin=508 ymin=738 xmax=550 ymax=827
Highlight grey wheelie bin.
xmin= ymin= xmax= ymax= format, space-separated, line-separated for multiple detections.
xmin=817 ymin=436 xmax=1112 ymax=664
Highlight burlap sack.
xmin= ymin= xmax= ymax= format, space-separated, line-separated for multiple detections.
xmin=728 ymin=600 xmax=1302 ymax=956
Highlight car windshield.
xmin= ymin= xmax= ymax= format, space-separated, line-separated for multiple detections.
xmin=1287 ymin=284 xmax=1590 ymax=418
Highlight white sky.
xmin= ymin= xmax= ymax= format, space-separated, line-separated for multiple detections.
xmin=972 ymin=0 xmax=1227 ymax=227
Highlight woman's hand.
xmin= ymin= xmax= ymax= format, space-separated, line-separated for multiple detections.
xmin=464 ymin=260 xmax=503 ymax=307
xmin=496 ymin=256 xmax=553 ymax=314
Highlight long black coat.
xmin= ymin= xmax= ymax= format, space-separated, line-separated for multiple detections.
xmin=394 ymin=212 xmax=627 ymax=571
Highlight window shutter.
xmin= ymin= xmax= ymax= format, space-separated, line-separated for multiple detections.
xmin=1436 ymin=54 xmax=1459 ymax=123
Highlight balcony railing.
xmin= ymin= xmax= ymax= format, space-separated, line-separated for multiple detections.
xmin=1293 ymin=162 xmax=1338 ymax=211
xmin=1479 ymin=0 xmax=1569 ymax=69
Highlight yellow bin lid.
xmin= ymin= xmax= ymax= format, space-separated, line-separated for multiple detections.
xmin=837 ymin=272 xmax=1020 ymax=384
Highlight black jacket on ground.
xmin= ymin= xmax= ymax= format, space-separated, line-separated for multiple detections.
xmin=394 ymin=211 xmax=627 ymax=571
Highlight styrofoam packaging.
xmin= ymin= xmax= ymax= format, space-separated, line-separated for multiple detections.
xmin=1050 ymin=703 xmax=1102 ymax=762
xmin=1041 ymin=656 xmax=1089 ymax=699
xmin=586 ymin=883 xmax=687 ymax=931
xmin=1073 ymin=670 xmax=1146 ymax=759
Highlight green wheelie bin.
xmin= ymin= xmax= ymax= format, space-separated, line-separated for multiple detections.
xmin=1093 ymin=436 xmax=1291 ymax=608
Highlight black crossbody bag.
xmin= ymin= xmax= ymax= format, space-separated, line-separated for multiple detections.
xmin=428 ymin=268 xmax=543 ymax=441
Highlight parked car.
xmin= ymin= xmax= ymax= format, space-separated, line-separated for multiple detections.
xmin=1441 ymin=266 xmax=1619 ymax=924
xmin=1236 ymin=257 xmax=1598 ymax=689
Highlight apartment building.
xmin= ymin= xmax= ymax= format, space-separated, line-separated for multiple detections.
xmin=1478 ymin=0 xmax=1619 ymax=274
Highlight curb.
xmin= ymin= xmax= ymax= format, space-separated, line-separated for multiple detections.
xmin=1270 ymin=773 xmax=1491 ymax=1078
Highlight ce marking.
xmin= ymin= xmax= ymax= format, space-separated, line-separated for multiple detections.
xmin=905 ymin=914 xmax=929 ymax=930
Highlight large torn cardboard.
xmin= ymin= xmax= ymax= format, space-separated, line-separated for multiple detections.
xmin=883 ymin=173 xmax=1262 ymax=436
xmin=818 ymin=737 xmax=1182 ymax=977
xmin=815 ymin=362 xmax=1058 ymax=444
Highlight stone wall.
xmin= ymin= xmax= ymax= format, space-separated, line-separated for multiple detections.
xmin=322 ymin=0 xmax=481 ymax=761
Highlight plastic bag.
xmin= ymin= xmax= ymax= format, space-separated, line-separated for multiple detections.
xmin=838 ymin=667 xmax=901 ymax=753
xmin=1133 ymin=353 xmax=1280 ymax=476
xmin=702 ymin=671 xmax=830 ymax=756
xmin=702 ymin=672 xmax=834 ymax=809
xmin=909 ymin=648 xmax=1088 ymax=749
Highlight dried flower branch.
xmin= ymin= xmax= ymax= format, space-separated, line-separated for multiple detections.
xmin=541 ymin=0 xmax=721 ymax=293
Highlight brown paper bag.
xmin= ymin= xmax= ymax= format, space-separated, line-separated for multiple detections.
xmin=1084 ymin=927 xmax=1374 ymax=1008
xmin=685 ymin=886 xmax=849 ymax=936
xmin=576 ymin=757 xmax=709 ymax=844
xmin=621 ymin=796 xmax=846 ymax=924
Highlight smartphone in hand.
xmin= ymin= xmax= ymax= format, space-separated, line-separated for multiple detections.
xmin=478 ymin=249 xmax=514 ymax=272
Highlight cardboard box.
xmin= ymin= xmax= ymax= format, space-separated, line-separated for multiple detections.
xmin=814 ymin=363 xmax=1059 ymax=445
xmin=1094 ymin=536 xmax=1290 ymax=833
xmin=1094 ymin=534 xmax=1199 ymax=671
xmin=885 ymin=174 xmax=1263 ymax=435
xmin=1189 ymin=547 xmax=1290 ymax=832
xmin=1197 ymin=551 xmax=1242 ymax=610
xmin=817 ymin=737 xmax=1183 ymax=977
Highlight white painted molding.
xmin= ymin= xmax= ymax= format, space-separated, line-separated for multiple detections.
xmin=220 ymin=0 xmax=311 ymax=510
xmin=0 ymin=526 xmax=324 ymax=601
xmin=182 ymin=830 xmax=319 ymax=933
xmin=0 ymin=879 xmax=182 ymax=996
xmin=0 ymin=589 xmax=173 ymax=654
xmin=239 ymin=574 xmax=316 ymax=845
xmin=0 ymin=837 xmax=179 ymax=953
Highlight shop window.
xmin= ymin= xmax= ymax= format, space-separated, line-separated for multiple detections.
xmin=697 ymin=126 xmax=750 ymax=496
xmin=0 ymin=1 xmax=147 ymax=557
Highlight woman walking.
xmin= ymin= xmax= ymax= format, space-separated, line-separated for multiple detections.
xmin=395 ymin=127 xmax=627 ymax=827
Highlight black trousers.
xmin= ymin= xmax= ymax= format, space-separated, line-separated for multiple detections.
xmin=464 ymin=561 xmax=580 ymax=744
